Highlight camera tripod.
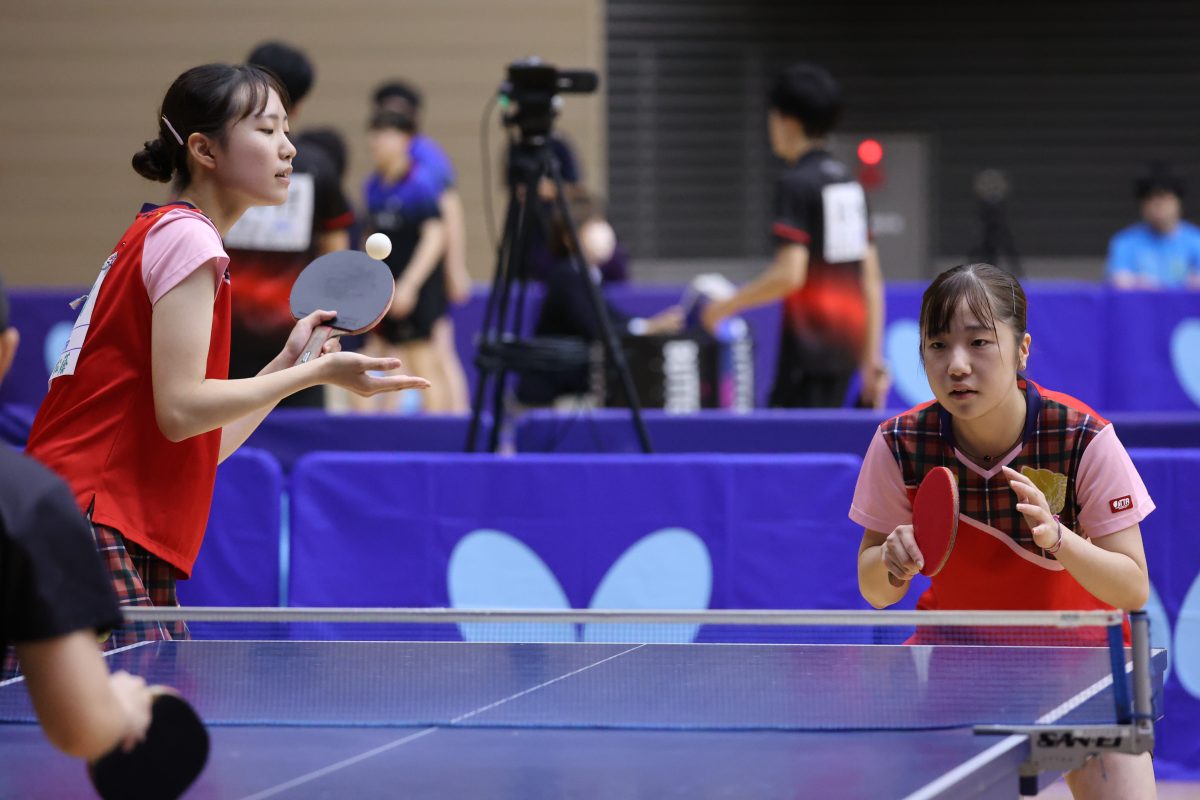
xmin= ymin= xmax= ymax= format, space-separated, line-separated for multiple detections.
xmin=464 ymin=134 xmax=652 ymax=453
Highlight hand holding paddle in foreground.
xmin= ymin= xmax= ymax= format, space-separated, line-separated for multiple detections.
xmin=88 ymin=687 xmax=208 ymax=800
xmin=882 ymin=467 xmax=960 ymax=583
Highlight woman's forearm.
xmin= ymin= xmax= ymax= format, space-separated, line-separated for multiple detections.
xmin=1053 ymin=527 xmax=1149 ymax=610
xmin=156 ymin=361 xmax=323 ymax=443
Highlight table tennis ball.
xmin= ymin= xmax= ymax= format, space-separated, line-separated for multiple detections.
xmin=365 ymin=232 xmax=392 ymax=260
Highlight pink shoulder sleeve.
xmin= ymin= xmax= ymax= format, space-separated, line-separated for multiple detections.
xmin=1075 ymin=425 xmax=1155 ymax=538
xmin=142 ymin=209 xmax=228 ymax=304
xmin=848 ymin=429 xmax=911 ymax=534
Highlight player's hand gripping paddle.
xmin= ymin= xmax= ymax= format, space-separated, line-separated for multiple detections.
xmin=912 ymin=467 xmax=960 ymax=577
xmin=290 ymin=250 xmax=395 ymax=365
xmin=88 ymin=692 xmax=209 ymax=800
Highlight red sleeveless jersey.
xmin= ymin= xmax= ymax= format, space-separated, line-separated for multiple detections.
xmin=27 ymin=203 xmax=231 ymax=577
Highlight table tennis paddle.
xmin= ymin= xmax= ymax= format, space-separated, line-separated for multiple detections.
xmin=912 ymin=467 xmax=959 ymax=577
xmin=290 ymin=250 xmax=395 ymax=365
xmin=88 ymin=691 xmax=208 ymax=800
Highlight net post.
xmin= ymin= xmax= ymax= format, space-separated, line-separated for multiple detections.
xmin=1106 ymin=618 xmax=1132 ymax=725
xmin=1129 ymin=610 xmax=1153 ymax=728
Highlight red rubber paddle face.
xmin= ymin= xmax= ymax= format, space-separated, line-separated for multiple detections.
xmin=913 ymin=467 xmax=959 ymax=578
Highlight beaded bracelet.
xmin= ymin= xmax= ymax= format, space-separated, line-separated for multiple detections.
xmin=1046 ymin=514 xmax=1064 ymax=555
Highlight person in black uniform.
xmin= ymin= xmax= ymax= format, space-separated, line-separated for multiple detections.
xmin=703 ymin=63 xmax=887 ymax=408
xmin=0 ymin=275 xmax=159 ymax=762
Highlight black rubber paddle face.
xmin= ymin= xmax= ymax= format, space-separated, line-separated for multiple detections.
xmin=290 ymin=250 xmax=395 ymax=335
xmin=89 ymin=693 xmax=209 ymax=800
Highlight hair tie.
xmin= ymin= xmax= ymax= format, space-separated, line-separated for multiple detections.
xmin=161 ymin=115 xmax=185 ymax=146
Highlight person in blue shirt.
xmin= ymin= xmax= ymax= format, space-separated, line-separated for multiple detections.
xmin=1106 ymin=162 xmax=1200 ymax=289
xmin=372 ymin=81 xmax=470 ymax=411
xmin=357 ymin=110 xmax=456 ymax=413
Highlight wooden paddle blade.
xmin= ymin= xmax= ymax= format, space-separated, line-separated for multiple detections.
xmin=295 ymin=325 xmax=333 ymax=366
xmin=88 ymin=693 xmax=209 ymax=800
xmin=913 ymin=467 xmax=960 ymax=577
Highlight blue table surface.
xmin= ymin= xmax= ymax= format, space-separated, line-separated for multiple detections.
xmin=0 ymin=640 xmax=1161 ymax=800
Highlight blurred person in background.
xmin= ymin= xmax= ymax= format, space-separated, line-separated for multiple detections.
xmin=1107 ymin=161 xmax=1200 ymax=290
xmin=359 ymin=109 xmax=458 ymax=413
xmin=373 ymin=81 xmax=470 ymax=411
xmin=702 ymin=62 xmax=887 ymax=408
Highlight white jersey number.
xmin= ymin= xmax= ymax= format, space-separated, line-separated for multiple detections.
xmin=821 ymin=182 xmax=869 ymax=264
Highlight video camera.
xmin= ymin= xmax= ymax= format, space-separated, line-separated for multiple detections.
xmin=500 ymin=57 xmax=598 ymax=139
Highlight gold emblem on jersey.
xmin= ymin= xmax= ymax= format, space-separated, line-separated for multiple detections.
xmin=1020 ymin=466 xmax=1067 ymax=515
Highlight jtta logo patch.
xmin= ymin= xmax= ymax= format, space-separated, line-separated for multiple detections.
xmin=1110 ymin=495 xmax=1133 ymax=513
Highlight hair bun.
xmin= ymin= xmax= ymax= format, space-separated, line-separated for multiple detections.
xmin=131 ymin=137 xmax=175 ymax=183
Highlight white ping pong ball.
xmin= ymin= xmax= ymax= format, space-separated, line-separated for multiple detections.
xmin=365 ymin=232 xmax=392 ymax=260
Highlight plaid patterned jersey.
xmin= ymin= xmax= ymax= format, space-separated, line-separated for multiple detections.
xmin=879 ymin=379 xmax=1121 ymax=614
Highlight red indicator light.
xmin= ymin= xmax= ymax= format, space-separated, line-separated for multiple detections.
xmin=857 ymin=139 xmax=883 ymax=166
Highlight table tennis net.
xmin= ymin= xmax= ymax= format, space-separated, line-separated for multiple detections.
xmin=1 ymin=609 xmax=1158 ymax=734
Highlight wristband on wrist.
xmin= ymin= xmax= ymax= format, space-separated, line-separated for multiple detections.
xmin=1045 ymin=514 xmax=1064 ymax=555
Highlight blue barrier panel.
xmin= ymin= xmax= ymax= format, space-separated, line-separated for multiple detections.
xmin=1108 ymin=412 xmax=1200 ymax=449
xmin=287 ymin=453 xmax=870 ymax=629
xmin=0 ymin=288 xmax=82 ymax=407
xmin=242 ymin=409 xmax=484 ymax=472
xmin=515 ymin=407 xmax=1200 ymax=454
xmin=515 ymin=408 xmax=890 ymax=455
xmin=1127 ymin=449 xmax=1200 ymax=780
xmin=178 ymin=447 xmax=283 ymax=608
xmin=3 ymin=283 xmax=1195 ymax=413
xmin=1106 ymin=291 xmax=1200 ymax=411
xmin=0 ymin=404 xmax=35 ymax=449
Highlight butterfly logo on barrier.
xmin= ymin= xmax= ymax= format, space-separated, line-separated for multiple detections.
xmin=885 ymin=319 xmax=933 ymax=406
xmin=1170 ymin=318 xmax=1200 ymax=407
xmin=446 ymin=528 xmax=712 ymax=643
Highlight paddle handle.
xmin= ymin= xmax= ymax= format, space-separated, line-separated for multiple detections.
xmin=295 ymin=325 xmax=332 ymax=365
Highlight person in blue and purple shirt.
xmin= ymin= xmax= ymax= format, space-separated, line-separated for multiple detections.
xmin=372 ymin=81 xmax=470 ymax=411
xmin=359 ymin=109 xmax=460 ymax=413
xmin=1107 ymin=161 xmax=1200 ymax=290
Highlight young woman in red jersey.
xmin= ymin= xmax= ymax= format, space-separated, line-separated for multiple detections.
xmin=25 ymin=64 xmax=428 ymax=649
xmin=849 ymin=263 xmax=1155 ymax=798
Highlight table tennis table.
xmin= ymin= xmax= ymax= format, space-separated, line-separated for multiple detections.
xmin=0 ymin=631 xmax=1165 ymax=800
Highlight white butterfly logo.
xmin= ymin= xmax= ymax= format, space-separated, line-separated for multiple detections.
xmin=447 ymin=528 xmax=712 ymax=643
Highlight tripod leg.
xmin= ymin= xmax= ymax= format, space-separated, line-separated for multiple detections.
xmin=468 ymin=143 xmax=545 ymax=453
xmin=485 ymin=166 xmax=543 ymax=453
xmin=466 ymin=180 xmax=523 ymax=451
xmin=546 ymin=160 xmax=654 ymax=453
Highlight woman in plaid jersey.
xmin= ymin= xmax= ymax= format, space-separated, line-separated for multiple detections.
xmin=849 ymin=263 xmax=1155 ymax=798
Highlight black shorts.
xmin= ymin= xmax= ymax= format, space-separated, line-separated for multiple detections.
xmin=374 ymin=265 xmax=448 ymax=344
xmin=768 ymin=368 xmax=855 ymax=409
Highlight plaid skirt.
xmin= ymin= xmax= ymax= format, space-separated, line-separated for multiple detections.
xmin=91 ymin=521 xmax=190 ymax=651
xmin=2 ymin=521 xmax=187 ymax=678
